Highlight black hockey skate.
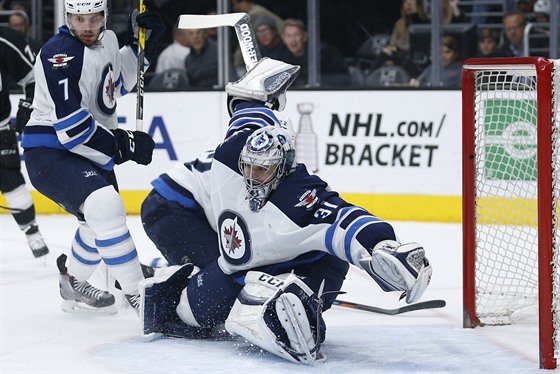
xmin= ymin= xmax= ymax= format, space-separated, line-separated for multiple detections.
xmin=57 ymin=254 xmax=117 ymax=314
xmin=125 ymin=293 xmax=141 ymax=314
xmin=25 ymin=224 xmax=49 ymax=259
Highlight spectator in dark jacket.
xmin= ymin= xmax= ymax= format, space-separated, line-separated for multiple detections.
xmin=495 ymin=11 xmax=527 ymax=57
xmin=280 ymin=18 xmax=350 ymax=87
xmin=255 ymin=16 xmax=288 ymax=61
xmin=184 ymin=28 xmax=218 ymax=87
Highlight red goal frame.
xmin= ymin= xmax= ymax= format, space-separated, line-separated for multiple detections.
xmin=462 ymin=57 xmax=556 ymax=369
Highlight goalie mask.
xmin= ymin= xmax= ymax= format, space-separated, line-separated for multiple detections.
xmin=239 ymin=126 xmax=296 ymax=212
xmin=65 ymin=0 xmax=107 ymax=42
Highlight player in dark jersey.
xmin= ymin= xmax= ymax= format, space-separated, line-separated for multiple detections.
xmin=0 ymin=25 xmax=49 ymax=259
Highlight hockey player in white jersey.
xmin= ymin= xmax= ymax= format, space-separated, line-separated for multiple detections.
xmin=21 ymin=0 xmax=165 ymax=313
xmin=141 ymin=58 xmax=433 ymax=363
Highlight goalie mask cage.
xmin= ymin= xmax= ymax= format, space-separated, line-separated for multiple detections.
xmin=462 ymin=57 xmax=560 ymax=369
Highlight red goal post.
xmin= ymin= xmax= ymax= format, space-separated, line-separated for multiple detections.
xmin=462 ymin=57 xmax=559 ymax=369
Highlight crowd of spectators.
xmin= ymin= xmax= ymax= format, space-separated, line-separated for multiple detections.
xmin=0 ymin=0 xmax=556 ymax=90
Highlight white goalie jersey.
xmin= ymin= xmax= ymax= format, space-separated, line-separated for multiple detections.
xmin=161 ymin=104 xmax=397 ymax=275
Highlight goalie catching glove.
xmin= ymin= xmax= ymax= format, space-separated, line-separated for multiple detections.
xmin=360 ymin=240 xmax=432 ymax=304
xmin=225 ymin=57 xmax=300 ymax=116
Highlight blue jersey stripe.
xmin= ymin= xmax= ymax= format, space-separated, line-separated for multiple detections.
xmin=344 ymin=216 xmax=380 ymax=263
xmin=227 ymin=107 xmax=277 ymax=136
xmin=151 ymin=176 xmax=198 ymax=209
xmin=325 ymin=206 xmax=354 ymax=256
xmin=21 ymin=133 xmax=65 ymax=149
xmin=56 ymin=110 xmax=89 ymax=131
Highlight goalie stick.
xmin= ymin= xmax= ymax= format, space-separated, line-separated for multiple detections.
xmin=178 ymin=13 xmax=261 ymax=70
xmin=333 ymin=299 xmax=446 ymax=315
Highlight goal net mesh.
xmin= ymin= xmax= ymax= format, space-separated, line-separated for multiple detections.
xmin=471 ymin=61 xmax=560 ymax=350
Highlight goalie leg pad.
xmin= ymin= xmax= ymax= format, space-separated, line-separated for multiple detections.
xmin=225 ymin=271 xmax=324 ymax=364
xmin=225 ymin=57 xmax=300 ymax=116
xmin=360 ymin=240 xmax=432 ymax=304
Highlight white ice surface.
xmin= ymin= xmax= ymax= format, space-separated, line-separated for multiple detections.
xmin=0 ymin=215 xmax=555 ymax=373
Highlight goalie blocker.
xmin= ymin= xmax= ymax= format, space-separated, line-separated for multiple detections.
xmin=225 ymin=57 xmax=300 ymax=116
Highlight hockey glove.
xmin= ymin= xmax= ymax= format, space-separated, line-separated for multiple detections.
xmin=112 ymin=129 xmax=155 ymax=165
xmin=126 ymin=1 xmax=165 ymax=60
xmin=225 ymin=58 xmax=300 ymax=116
xmin=0 ymin=129 xmax=21 ymax=168
xmin=360 ymin=240 xmax=432 ymax=304
xmin=15 ymin=98 xmax=33 ymax=134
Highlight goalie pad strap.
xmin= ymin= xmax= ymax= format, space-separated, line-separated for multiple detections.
xmin=177 ymin=288 xmax=202 ymax=327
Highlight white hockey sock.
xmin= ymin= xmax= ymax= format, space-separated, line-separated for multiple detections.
xmin=67 ymin=222 xmax=101 ymax=281
xmin=83 ymin=186 xmax=143 ymax=295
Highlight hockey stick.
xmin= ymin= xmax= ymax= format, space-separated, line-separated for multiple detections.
xmin=178 ymin=13 xmax=261 ymax=70
xmin=0 ymin=204 xmax=24 ymax=212
xmin=135 ymin=0 xmax=146 ymax=131
xmin=333 ymin=299 xmax=446 ymax=315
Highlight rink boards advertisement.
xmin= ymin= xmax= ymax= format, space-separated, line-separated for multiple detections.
xmin=7 ymin=90 xmax=462 ymax=222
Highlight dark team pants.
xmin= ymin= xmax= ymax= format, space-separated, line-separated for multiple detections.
xmin=1 ymin=130 xmax=35 ymax=226
xmin=0 ymin=129 xmax=25 ymax=193
xmin=24 ymin=147 xmax=118 ymax=218
xmin=141 ymin=189 xmax=221 ymax=268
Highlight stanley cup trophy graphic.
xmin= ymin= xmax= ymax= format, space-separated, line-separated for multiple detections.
xmin=295 ymin=102 xmax=319 ymax=172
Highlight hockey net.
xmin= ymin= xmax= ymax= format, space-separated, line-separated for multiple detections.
xmin=462 ymin=57 xmax=560 ymax=369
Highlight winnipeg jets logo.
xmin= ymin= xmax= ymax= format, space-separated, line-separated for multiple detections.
xmin=248 ymin=131 xmax=273 ymax=152
xmin=223 ymin=219 xmax=242 ymax=255
xmin=294 ymin=189 xmax=319 ymax=209
xmin=105 ymin=76 xmax=115 ymax=104
xmin=218 ymin=210 xmax=251 ymax=266
xmin=97 ymin=64 xmax=116 ymax=115
xmin=47 ymin=54 xmax=74 ymax=68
